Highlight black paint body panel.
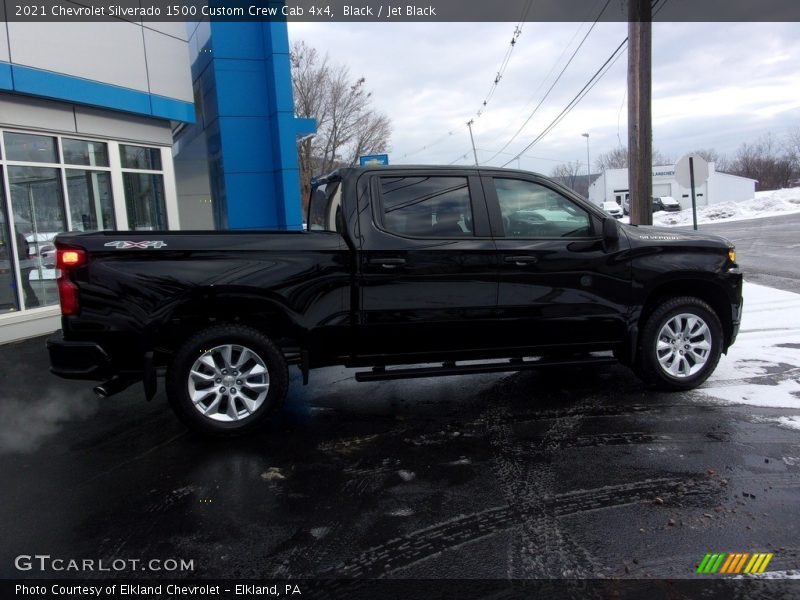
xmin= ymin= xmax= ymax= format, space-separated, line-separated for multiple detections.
xmin=49 ymin=166 xmax=743 ymax=381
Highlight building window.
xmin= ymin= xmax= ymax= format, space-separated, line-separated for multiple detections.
xmin=0 ymin=172 xmax=20 ymax=313
xmin=4 ymin=132 xmax=58 ymax=163
xmin=66 ymin=170 xmax=115 ymax=231
xmin=123 ymin=172 xmax=167 ymax=231
xmin=63 ymin=138 xmax=110 ymax=167
xmin=120 ymin=144 xmax=162 ymax=171
xmin=0 ymin=130 xmax=173 ymax=313
xmin=120 ymin=144 xmax=168 ymax=231
xmin=8 ymin=165 xmax=67 ymax=308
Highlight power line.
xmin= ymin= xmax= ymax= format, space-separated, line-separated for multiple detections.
xmin=483 ymin=0 xmax=612 ymax=165
xmin=475 ymin=0 xmax=534 ymax=117
xmin=478 ymin=149 xmax=574 ymax=163
xmin=426 ymin=0 xmax=671 ymax=167
xmin=449 ymin=147 xmax=584 ymax=166
xmin=401 ymin=2 xmax=533 ymax=160
xmin=501 ymin=39 xmax=628 ymax=167
xmin=499 ymin=0 xmax=671 ymax=168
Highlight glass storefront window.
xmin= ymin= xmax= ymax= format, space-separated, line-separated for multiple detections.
xmin=5 ymin=132 xmax=58 ymax=164
xmin=120 ymin=144 xmax=162 ymax=171
xmin=0 ymin=131 xmax=172 ymax=314
xmin=63 ymin=138 xmax=109 ymax=167
xmin=0 ymin=172 xmax=20 ymax=313
xmin=66 ymin=170 xmax=115 ymax=231
xmin=124 ymin=173 xmax=167 ymax=230
xmin=9 ymin=166 xmax=67 ymax=308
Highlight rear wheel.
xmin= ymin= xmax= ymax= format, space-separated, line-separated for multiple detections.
xmin=637 ymin=296 xmax=723 ymax=390
xmin=166 ymin=324 xmax=288 ymax=436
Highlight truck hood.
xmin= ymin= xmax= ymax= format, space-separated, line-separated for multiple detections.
xmin=622 ymin=224 xmax=734 ymax=250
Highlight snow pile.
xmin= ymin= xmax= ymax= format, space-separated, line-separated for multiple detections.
xmin=651 ymin=187 xmax=800 ymax=227
xmin=699 ymin=282 xmax=800 ymax=410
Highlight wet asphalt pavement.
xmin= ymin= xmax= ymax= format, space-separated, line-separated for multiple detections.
xmin=686 ymin=212 xmax=800 ymax=293
xmin=2 ymin=334 xmax=800 ymax=585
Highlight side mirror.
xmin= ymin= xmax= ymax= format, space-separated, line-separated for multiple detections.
xmin=602 ymin=217 xmax=619 ymax=253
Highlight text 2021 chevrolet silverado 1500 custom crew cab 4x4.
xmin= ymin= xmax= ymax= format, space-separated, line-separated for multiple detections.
xmin=48 ymin=166 xmax=742 ymax=435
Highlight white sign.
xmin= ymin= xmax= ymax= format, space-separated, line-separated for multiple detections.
xmin=675 ymin=154 xmax=709 ymax=188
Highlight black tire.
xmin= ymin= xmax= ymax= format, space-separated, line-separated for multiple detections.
xmin=637 ymin=296 xmax=723 ymax=391
xmin=166 ymin=324 xmax=288 ymax=436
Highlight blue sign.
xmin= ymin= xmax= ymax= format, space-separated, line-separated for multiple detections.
xmin=359 ymin=154 xmax=389 ymax=166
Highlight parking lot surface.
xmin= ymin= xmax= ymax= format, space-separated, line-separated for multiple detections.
xmin=2 ymin=327 xmax=800 ymax=584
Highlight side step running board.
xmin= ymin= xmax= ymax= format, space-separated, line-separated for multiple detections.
xmin=355 ymin=356 xmax=616 ymax=382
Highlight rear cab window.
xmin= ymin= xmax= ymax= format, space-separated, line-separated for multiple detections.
xmin=308 ymin=180 xmax=343 ymax=233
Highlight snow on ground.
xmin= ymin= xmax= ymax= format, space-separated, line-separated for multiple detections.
xmin=698 ymin=282 xmax=800 ymax=410
xmin=737 ymin=570 xmax=800 ymax=579
xmin=751 ymin=415 xmax=800 ymax=432
xmin=619 ymin=187 xmax=800 ymax=226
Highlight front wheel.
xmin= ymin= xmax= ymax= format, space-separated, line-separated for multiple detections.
xmin=637 ymin=296 xmax=723 ymax=391
xmin=166 ymin=324 xmax=288 ymax=436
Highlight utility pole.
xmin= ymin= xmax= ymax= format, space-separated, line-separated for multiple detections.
xmin=581 ymin=132 xmax=591 ymax=191
xmin=466 ymin=119 xmax=479 ymax=166
xmin=628 ymin=0 xmax=652 ymax=225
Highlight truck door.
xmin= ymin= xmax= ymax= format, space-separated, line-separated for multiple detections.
xmin=483 ymin=174 xmax=630 ymax=351
xmin=356 ymin=170 xmax=498 ymax=359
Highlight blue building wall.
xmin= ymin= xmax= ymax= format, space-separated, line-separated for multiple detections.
xmin=187 ymin=17 xmax=314 ymax=230
xmin=0 ymin=61 xmax=194 ymax=122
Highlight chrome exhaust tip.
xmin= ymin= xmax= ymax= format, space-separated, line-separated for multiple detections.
xmin=93 ymin=376 xmax=134 ymax=398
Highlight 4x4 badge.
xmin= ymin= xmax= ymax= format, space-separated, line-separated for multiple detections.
xmin=104 ymin=241 xmax=168 ymax=249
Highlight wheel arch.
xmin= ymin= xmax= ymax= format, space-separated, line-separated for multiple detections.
xmin=639 ymin=277 xmax=734 ymax=352
xmin=152 ymin=288 xmax=303 ymax=355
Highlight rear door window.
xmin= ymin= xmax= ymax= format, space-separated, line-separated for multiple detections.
xmin=378 ymin=176 xmax=474 ymax=238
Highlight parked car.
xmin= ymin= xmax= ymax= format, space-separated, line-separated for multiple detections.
xmin=602 ymin=201 xmax=623 ymax=219
xmin=624 ymin=196 xmax=680 ymax=214
xmin=36 ymin=243 xmax=56 ymax=268
xmin=48 ymin=165 xmax=742 ymax=436
xmin=657 ymin=196 xmax=681 ymax=212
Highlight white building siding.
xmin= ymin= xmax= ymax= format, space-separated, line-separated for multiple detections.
xmin=588 ymin=163 xmax=754 ymax=209
xmin=4 ymin=22 xmax=192 ymax=104
xmin=708 ymin=172 xmax=757 ymax=204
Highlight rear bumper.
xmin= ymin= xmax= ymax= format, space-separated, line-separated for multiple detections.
xmin=47 ymin=331 xmax=114 ymax=380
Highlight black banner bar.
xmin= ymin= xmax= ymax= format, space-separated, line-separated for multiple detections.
xmin=2 ymin=0 xmax=800 ymax=22
xmin=4 ymin=578 xmax=800 ymax=600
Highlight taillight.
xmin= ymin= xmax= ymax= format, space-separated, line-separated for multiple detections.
xmin=56 ymin=246 xmax=86 ymax=316
xmin=57 ymin=278 xmax=80 ymax=315
xmin=56 ymin=247 xmax=86 ymax=269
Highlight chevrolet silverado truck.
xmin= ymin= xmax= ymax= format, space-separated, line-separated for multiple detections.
xmin=48 ymin=166 xmax=742 ymax=435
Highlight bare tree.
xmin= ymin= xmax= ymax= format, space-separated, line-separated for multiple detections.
xmin=550 ymin=161 xmax=585 ymax=195
xmin=291 ymin=40 xmax=392 ymax=206
xmin=689 ymin=148 xmax=728 ymax=172
xmin=595 ymin=145 xmax=672 ymax=171
xmin=652 ymin=148 xmax=673 ymax=166
xmin=595 ymin=145 xmax=629 ymax=170
xmin=728 ymin=134 xmax=794 ymax=191
xmin=786 ymin=127 xmax=800 ymax=181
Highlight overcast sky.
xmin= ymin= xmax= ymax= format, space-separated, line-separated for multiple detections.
xmin=286 ymin=21 xmax=800 ymax=174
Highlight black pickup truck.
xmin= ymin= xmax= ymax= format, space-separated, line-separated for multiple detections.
xmin=48 ymin=166 xmax=742 ymax=435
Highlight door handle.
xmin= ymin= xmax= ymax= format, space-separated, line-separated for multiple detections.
xmin=504 ymin=255 xmax=538 ymax=266
xmin=368 ymin=257 xmax=406 ymax=269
